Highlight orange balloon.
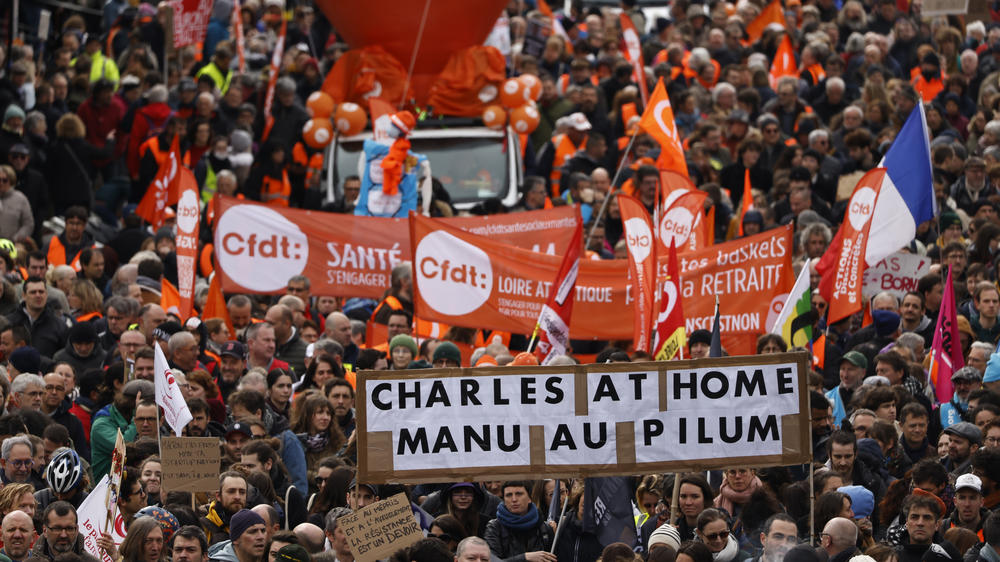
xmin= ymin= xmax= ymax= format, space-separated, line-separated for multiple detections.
xmin=334 ymin=102 xmax=367 ymax=136
xmin=303 ymin=119 xmax=334 ymax=149
xmin=499 ymin=78 xmax=527 ymax=109
xmin=306 ymin=91 xmax=335 ymax=118
xmin=509 ymin=103 xmax=540 ymax=134
xmin=518 ymin=74 xmax=541 ymax=102
xmin=482 ymin=105 xmax=507 ymax=130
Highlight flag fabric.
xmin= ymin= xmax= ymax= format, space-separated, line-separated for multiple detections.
xmin=203 ymin=273 xmax=234 ymax=337
xmin=654 ymin=240 xmax=686 ymax=360
xmin=78 ymin=475 xmax=126 ymax=562
xmin=161 ymin=278 xmax=181 ymax=317
xmin=175 ymin=167 xmax=200 ymax=321
xmin=619 ymin=13 xmax=649 ymax=105
xmin=639 ymin=79 xmax=688 ymax=176
xmin=823 ymin=168 xmax=884 ymax=324
xmin=929 ymin=267 xmax=963 ymax=404
xmin=532 ymin=222 xmax=583 ymax=365
xmin=812 ymin=333 xmax=826 ymax=370
xmin=709 ymin=297 xmax=722 ymax=357
xmin=582 ymin=477 xmax=638 ymax=548
xmin=232 ymin=0 xmax=246 ymax=72
xmin=745 ymin=0 xmax=784 ymax=44
xmin=261 ymin=17 xmax=287 ymax=142
xmin=135 ymin=135 xmax=180 ymax=229
xmin=536 ymin=0 xmax=573 ymax=49
xmin=618 ymin=195 xmax=657 ymax=353
xmin=770 ymin=258 xmax=814 ymax=347
xmin=769 ymin=34 xmax=797 ymax=88
xmin=154 ymin=342 xmax=193 ymax=436
xmin=660 ymin=188 xmax=709 ymax=253
xmin=865 ymin=104 xmax=936 ymax=266
xmin=548 ymin=479 xmax=563 ymax=522
xmin=739 ymin=169 xmax=754 ymax=236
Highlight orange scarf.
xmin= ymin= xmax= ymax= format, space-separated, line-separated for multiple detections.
xmin=380 ymin=137 xmax=411 ymax=196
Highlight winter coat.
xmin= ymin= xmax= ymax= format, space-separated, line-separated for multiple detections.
xmin=0 ymin=188 xmax=33 ymax=241
xmin=44 ymin=398 xmax=90 ymax=461
xmin=554 ymin=512 xmax=603 ymax=562
xmin=89 ymin=404 xmax=134 ymax=479
xmin=29 ymin=533 xmax=100 ymax=562
xmin=6 ymin=302 xmax=71 ymax=358
xmin=484 ymin=514 xmax=555 ymax=562
xmin=53 ymin=340 xmax=108 ymax=380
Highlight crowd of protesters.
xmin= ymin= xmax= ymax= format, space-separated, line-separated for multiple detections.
xmin=2 ymin=0 xmax=1000 ymax=562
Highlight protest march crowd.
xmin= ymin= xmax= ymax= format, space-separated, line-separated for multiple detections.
xmin=6 ymin=0 xmax=1000 ymax=562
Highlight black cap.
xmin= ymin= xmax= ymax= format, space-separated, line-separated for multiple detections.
xmin=225 ymin=421 xmax=253 ymax=439
xmin=69 ymin=322 xmax=99 ymax=344
xmin=349 ymin=478 xmax=379 ymax=497
xmin=689 ymin=329 xmax=712 ymax=346
xmin=220 ymin=340 xmax=246 ymax=359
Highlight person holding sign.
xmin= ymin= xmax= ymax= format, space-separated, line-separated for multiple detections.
xmin=483 ymin=482 xmax=555 ymax=562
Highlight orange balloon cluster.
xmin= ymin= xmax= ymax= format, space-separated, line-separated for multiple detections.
xmin=302 ymin=118 xmax=333 ymax=149
xmin=483 ymin=74 xmax=542 ymax=133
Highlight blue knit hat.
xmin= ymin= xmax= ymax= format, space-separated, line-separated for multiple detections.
xmin=229 ymin=509 xmax=265 ymax=541
xmin=838 ymin=485 xmax=874 ymax=519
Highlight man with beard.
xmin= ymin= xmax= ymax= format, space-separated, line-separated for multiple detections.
xmin=201 ymin=472 xmax=249 ymax=546
xmin=184 ymin=398 xmax=224 ymax=437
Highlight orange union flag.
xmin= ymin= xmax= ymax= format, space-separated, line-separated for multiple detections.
xmin=618 ymin=195 xmax=657 ymax=353
xmin=639 ymin=78 xmax=688 ymax=176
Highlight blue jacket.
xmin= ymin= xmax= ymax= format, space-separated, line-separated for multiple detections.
xmin=280 ymin=429 xmax=309 ymax=492
xmin=939 ymin=393 xmax=968 ymax=429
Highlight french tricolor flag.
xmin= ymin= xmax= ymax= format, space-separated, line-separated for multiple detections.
xmin=818 ymin=105 xmax=936 ymax=323
xmin=865 ymin=104 xmax=937 ymax=265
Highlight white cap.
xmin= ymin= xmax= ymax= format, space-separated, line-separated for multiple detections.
xmin=567 ymin=112 xmax=592 ymax=131
xmin=955 ymin=473 xmax=982 ymax=494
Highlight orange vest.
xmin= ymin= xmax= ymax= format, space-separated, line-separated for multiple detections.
xmin=47 ymin=237 xmax=86 ymax=272
xmin=261 ymin=170 xmax=291 ymax=207
xmin=292 ymin=143 xmax=324 ymax=184
xmin=549 ymin=134 xmax=586 ymax=194
xmin=801 ymin=63 xmax=826 ymax=86
xmin=139 ymin=136 xmax=169 ymax=168
xmin=556 ymin=73 xmax=599 ymax=95
xmin=913 ymin=74 xmax=944 ymax=103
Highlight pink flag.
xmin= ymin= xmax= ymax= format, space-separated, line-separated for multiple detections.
xmin=929 ymin=266 xmax=963 ymax=404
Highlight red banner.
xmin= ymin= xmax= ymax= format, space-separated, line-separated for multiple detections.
xmin=410 ymin=214 xmax=793 ymax=352
xmin=619 ymin=13 xmax=649 ymax=106
xmin=654 ymin=241 xmax=685 ymax=360
xmin=618 ymin=195 xmax=656 ymax=353
xmin=175 ymin=168 xmax=200 ymax=320
xmin=232 ymin=0 xmax=246 ymax=72
xmin=825 ymin=168 xmax=884 ymax=324
xmin=212 ymin=197 xmax=581 ymax=297
xmin=171 ymin=0 xmax=213 ymax=49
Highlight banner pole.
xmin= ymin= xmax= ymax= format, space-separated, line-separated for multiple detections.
xmin=549 ymin=492 xmax=570 ymax=553
xmin=808 ymin=460 xmax=815 ymax=544
xmin=586 ymin=131 xmax=639 ymax=247
xmin=669 ymin=472 xmax=680 ymax=524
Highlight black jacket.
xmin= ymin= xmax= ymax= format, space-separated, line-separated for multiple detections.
xmin=6 ymin=302 xmax=71 ymax=358
xmin=893 ymin=531 xmax=960 ymax=562
xmin=45 ymin=398 xmax=90 ymax=461
xmin=554 ymin=513 xmax=603 ymax=562
xmin=484 ymin=511 xmax=555 ymax=562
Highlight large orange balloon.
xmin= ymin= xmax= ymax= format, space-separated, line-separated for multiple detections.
xmin=518 ymin=74 xmax=541 ymax=102
xmin=510 ymin=103 xmax=540 ymax=134
xmin=334 ymin=103 xmax=367 ymax=136
xmin=306 ymin=92 xmax=335 ymax=118
xmin=482 ymin=104 xmax=507 ymax=130
xmin=303 ymin=119 xmax=334 ymax=149
xmin=499 ymin=78 xmax=527 ymax=109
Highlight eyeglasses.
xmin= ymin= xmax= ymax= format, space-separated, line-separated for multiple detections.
xmin=986 ymin=436 xmax=1000 ymax=445
xmin=703 ymin=530 xmax=730 ymax=541
xmin=9 ymin=460 xmax=31 ymax=468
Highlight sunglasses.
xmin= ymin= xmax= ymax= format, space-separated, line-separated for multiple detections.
xmin=703 ymin=530 xmax=730 ymax=541
xmin=428 ymin=533 xmax=453 ymax=542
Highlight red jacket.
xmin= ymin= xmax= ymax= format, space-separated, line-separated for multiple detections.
xmin=127 ymin=102 xmax=172 ymax=178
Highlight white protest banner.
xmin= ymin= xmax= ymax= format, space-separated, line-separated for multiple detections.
xmin=357 ymin=353 xmax=810 ymax=483
xmin=921 ymin=0 xmax=968 ymax=15
xmin=861 ymin=251 xmax=931 ymax=301
xmin=79 ymin=475 xmax=127 ymax=562
xmin=154 ymin=342 xmax=192 ymax=436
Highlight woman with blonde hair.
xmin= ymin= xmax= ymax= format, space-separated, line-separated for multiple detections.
xmin=0 ymin=483 xmax=36 ymax=519
xmin=68 ymin=278 xmax=104 ymax=322
xmin=48 ymin=112 xmax=113 ymax=214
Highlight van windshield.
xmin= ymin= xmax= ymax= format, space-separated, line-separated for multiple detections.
xmin=332 ymin=135 xmax=510 ymax=206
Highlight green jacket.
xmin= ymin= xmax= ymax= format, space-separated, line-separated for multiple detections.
xmin=90 ymin=404 xmax=135 ymax=479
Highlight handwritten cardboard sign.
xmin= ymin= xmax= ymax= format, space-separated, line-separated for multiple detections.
xmin=160 ymin=437 xmax=221 ymax=492
xmin=339 ymin=493 xmax=423 ymax=562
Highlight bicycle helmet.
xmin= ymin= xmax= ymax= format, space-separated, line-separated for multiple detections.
xmin=0 ymin=239 xmax=16 ymax=260
xmin=46 ymin=448 xmax=83 ymax=494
